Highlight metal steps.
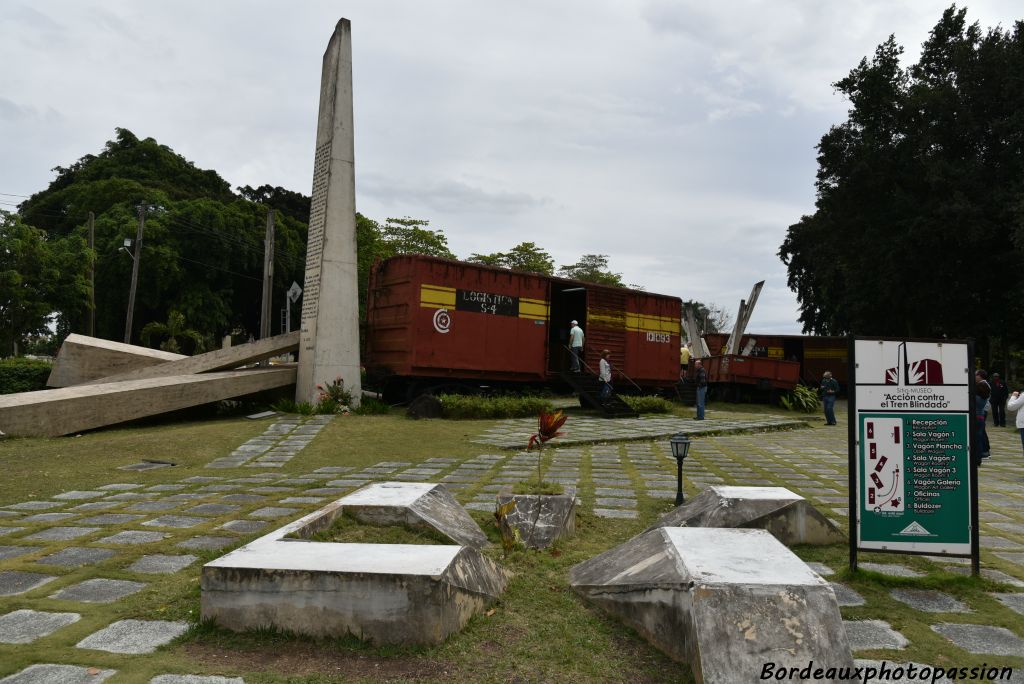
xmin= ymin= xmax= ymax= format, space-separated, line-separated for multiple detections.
xmin=560 ymin=372 xmax=638 ymax=418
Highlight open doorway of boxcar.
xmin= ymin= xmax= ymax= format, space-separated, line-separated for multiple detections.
xmin=783 ymin=338 xmax=804 ymax=379
xmin=547 ymin=284 xmax=588 ymax=373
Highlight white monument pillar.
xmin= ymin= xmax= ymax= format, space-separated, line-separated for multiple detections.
xmin=296 ymin=18 xmax=361 ymax=406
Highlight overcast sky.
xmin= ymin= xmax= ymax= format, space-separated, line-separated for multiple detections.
xmin=1 ymin=1 xmax=1019 ymax=333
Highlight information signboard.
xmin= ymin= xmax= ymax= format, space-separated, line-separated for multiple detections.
xmin=849 ymin=338 xmax=978 ymax=569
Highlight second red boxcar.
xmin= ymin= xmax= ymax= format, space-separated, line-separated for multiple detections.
xmin=365 ymin=255 xmax=681 ymax=400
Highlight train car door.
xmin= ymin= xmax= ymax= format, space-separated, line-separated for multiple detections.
xmin=547 ymin=283 xmax=587 ymax=373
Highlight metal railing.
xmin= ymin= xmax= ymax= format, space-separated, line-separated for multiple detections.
xmin=561 ymin=345 xmax=644 ymax=393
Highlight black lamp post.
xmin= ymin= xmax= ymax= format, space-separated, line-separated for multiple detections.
xmin=669 ymin=433 xmax=691 ymax=506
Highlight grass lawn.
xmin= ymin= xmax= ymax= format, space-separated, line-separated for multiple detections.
xmin=1 ymin=396 xmax=1021 ymax=683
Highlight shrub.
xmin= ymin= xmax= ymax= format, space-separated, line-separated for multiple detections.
xmin=270 ymin=399 xmax=316 ymax=416
xmin=0 ymin=357 xmax=52 ymax=394
xmin=437 ymin=394 xmax=554 ymax=419
xmin=621 ymin=395 xmax=673 ymax=414
xmin=354 ymin=397 xmax=391 ymax=415
xmin=780 ymin=384 xmax=821 ymax=413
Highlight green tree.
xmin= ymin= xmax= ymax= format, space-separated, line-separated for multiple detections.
xmin=0 ymin=212 xmax=89 ymax=355
xmin=378 ymin=217 xmax=455 ymax=259
xmin=237 ymin=185 xmax=311 ymax=224
xmin=16 ymin=129 xmax=308 ymax=343
xmin=681 ymin=300 xmax=732 ymax=336
xmin=779 ymin=7 xmax=1024 ymax=355
xmin=557 ymin=254 xmax=624 ymax=286
xmin=140 ymin=310 xmax=206 ymax=354
xmin=469 ymin=241 xmax=555 ymax=274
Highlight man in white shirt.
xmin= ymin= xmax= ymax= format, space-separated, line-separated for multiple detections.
xmin=569 ymin=320 xmax=585 ymax=372
xmin=599 ymin=349 xmax=612 ymax=402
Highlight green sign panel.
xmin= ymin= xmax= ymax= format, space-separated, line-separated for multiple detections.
xmin=858 ymin=412 xmax=971 ymax=550
xmin=851 ymin=338 xmax=976 ymax=560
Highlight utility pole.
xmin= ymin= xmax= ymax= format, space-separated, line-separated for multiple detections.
xmin=87 ymin=211 xmax=95 ymax=337
xmin=124 ymin=205 xmax=146 ymax=344
xmin=260 ymin=209 xmax=275 ymax=340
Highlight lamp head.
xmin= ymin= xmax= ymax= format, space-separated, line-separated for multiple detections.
xmin=669 ymin=433 xmax=691 ymax=461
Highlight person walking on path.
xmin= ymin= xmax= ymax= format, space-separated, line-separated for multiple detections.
xmin=694 ymin=359 xmax=708 ymax=420
xmin=1007 ymin=388 xmax=1024 ymax=455
xmin=990 ymin=373 xmax=1009 ymax=427
xmin=598 ymin=349 xmax=613 ymax=403
xmin=975 ymin=380 xmax=992 ymax=464
xmin=569 ymin=320 xmax=584 ymax=373
xmin=819 ymin=371 xmax=839 ymax=425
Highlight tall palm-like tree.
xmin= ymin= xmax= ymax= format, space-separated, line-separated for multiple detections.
xmin=140 ymin=310 xmax=205 ymax=355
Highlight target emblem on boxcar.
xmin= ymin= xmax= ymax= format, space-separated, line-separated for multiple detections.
xmin=433 ymin=309 xmax=452 ymax=334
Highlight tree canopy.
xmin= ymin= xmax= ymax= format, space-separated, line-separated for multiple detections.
xmin=16 ymin=129 xmax=309 ymax=345
xmin=0 ymin=212 xmax=89 ymax=355
xmin=468 ymin=242 xmax=555 ymax=274
xmin=556 ymin=254 xmax=624 ymax=287
xmin=779 ymin=7 xmax=1024 ymax=349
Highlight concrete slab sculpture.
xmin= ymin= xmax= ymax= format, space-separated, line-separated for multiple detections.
xmin=338 ymin=482 xmax=488 ymax=548
xmin=201 ymin=482 xmax=507 ymax=645
xmin=295 ymin=18 xmax=361 ymax=406
xmin=1 ymin=332 xmax=299 ymax=437
xmin=46 ymin=334 xmax=184 ymax=387
xmin=0 ymin=368 xmax=296 ymax=437
xmin=496 ymin=486 xmax=577 ymax=549
xmin=647 ymin=485 xmax=844 ymax=546
xmin=570 ymin=527 xmax=854 ymax=683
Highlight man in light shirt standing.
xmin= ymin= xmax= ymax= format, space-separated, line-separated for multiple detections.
xmin=569 ymin=320 xmax=584 ymax=372
xmin=599 ymin=349 xmax=613 ymax=402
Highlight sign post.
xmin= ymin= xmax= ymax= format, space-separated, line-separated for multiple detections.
xmin=848 ymin=337 xmax=978 ymax=574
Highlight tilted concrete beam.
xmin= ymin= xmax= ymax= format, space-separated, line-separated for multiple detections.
xmin=87 ymin=331 xmax=300 ymax=384
xmin=0 ymin=367 xmax=296 ymax=437
xmin=47 ymin=334 xmax=185 ymax=388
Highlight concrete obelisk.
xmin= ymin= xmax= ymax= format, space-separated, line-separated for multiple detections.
xmin=296 ymin=18 xmax=361 ymax=406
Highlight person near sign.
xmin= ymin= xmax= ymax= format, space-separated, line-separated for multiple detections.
xmin=999 ymin=389 xmax=1024 ymax=454
xmin=819 ymin=371 xmax=839 ymax=425
xmin=569 ymin=320 xmax=585 ymax=373
xmin=1007 ymin=389 xmax=1024 ymax=455
xmin=694 ymin=359 xmax=708 ymax=420
xmin=974 ymin=380 xmax=991 ymax=463
xmin=598 ymin=349 xmax=613 ymax=403
xmin=990 ymin=373 xmax=1009 ymax=427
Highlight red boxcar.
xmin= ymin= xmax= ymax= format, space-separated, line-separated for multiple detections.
xmin=365 ymin=255 xmax=682 ymax=400
xmin=703 ymin=332 xmax=848 ymax=387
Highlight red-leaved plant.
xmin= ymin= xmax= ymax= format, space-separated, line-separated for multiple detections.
xmin=527 ymin=410 xmax=567 ymax=486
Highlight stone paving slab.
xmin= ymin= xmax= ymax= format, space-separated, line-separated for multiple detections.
xmin=844 ymin=619 xmax=909 ymax=651
xmin=992 ymin=592 xmax=1024 ymax=615
xmin=23 ymin=527 xmax=99 ymax=542
xmin=831 ymin=582 xmax=865 ymax=607
xmin=176 ymin=536 xmax=235 ymax=551
xmin=853 ymin=659 xmax=952 ymax=684
xmin=931 ymin=623 xmax=1024 ymax=655
xmin=0 ymin=664 xmax=117 ymax=683
xmin=2 ymin=501 xmax=63 ymax=511
xmin=35 ymin=547 xmax=116 ymax=567
xmin=129 ymin=554 xmax=198 ymax=574
xmin=889 ymin=589 xmax=970 ymax=613
xmin=859 ymin=562 xmax=924 ymax=578
xmin=0 ymin=545 xmax=40 ymax=561
xmin=0 ymin=571 xmax=56 ymax=596
xmin=142 ymin=516 xmax=206 ymax=529
xmin=76 ymin=619 xmax=188 ymax=654
xmin=50 ymin=578 xmax=146 ymax=603
xmin=97 ymin=530 xmax=169 ymax=545
xmin=0 ymin=609 xmax=80 ymax=644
